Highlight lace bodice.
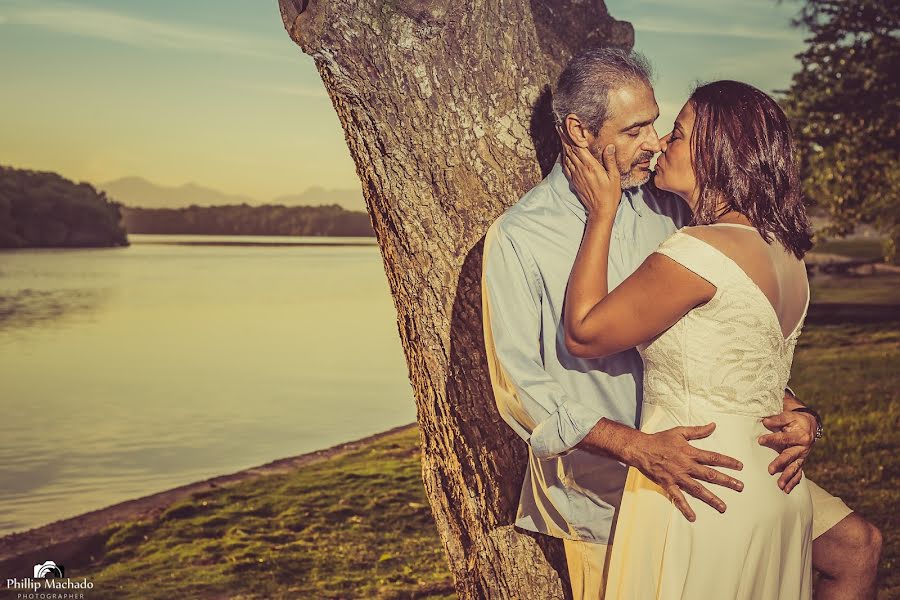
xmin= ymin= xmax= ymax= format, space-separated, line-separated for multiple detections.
xmin=638 ymin=229 xmax=810 ymax=419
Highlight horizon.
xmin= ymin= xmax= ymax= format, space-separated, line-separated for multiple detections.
xmin=0 ymin=0 xmax=807 ymax=201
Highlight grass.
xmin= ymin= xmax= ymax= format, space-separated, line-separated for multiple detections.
xmin=794 ymin=321 xmax=899 ymax=598
xmin=79 ymin=432 xmax=455 ymax=600
xmin=813 ymin=237 xmax=897 ymax=264
xmin=809 ymin=273 xmax=900 ymax=305
xmin=67 ymin=273 xmax=899 ymax=599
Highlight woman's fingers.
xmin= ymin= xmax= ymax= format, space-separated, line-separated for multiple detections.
xmin=556 ymin=124 xmax=574 ymax=147
xmin=564 ymin=155 xmax=578 ymax=180
xmin=573 ymin=143 xmax=607 ymax=176
xmin=553 ymin=125 xmax=609 ymax=181
xmin=567 ymin=144 xmax=587 ymax=171
xmin=601 ymin=144 xmax=621 ymax=188
xmin=563 ymin=143 xmax=577 ymax=170
xmin=557 ymin=125 xmax=583 ymax=169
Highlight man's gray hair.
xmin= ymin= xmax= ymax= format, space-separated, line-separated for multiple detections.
xmin=552 ymin=48 xmax=653 ymax=133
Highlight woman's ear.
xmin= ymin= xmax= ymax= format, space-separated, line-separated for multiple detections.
xmin=563 ymin=114 xmax=592 ymax=149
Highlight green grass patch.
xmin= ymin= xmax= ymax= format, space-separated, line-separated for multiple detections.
xmin=796 ymin=273 xmax=899 ymax=599
xmin=809 ymin=273 xmax=900 ymax=306
xmin=793 ymin=320 xmax=899 ymax=598
xmin=813 ymin=237 xmax=894 ymax=263
xmin=81 ymin=432 xmax=455 ymax=599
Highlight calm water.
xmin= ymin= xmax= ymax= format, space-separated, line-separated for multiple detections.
xmin=0 ymin=234 xmax=416 ymax=537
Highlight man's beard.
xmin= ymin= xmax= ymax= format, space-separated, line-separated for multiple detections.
xmin=620 ymin=151 xmax=655 ymax=189
xmin=621 ymin=169 xmax=650 ymax=190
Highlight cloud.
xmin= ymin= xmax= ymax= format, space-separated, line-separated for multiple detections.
xmin=0 ymin=1 xmax=294 ymax=62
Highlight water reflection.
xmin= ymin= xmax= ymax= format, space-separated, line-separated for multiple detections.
xmin=0 ymin=287 xmax=109 ymax=332
xmin=0 ymin=235 xmax=415 ymax=536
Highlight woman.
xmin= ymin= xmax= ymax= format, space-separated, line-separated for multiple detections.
xmin=560 ymin=80 xmax=814 ymax=599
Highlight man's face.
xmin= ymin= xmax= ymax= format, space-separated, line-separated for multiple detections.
xmin=588 ymin=82 xmax=661 ymax=189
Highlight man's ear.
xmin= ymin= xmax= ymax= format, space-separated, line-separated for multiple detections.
xmin=563 ymin=114 xmax=592 ymax=149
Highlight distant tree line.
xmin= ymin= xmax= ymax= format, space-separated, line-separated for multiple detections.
xmin=0 ymin=165 xmax=128 ymax=248
xmin=121 ymin=204 xmax=375 ymax=237
xmin=0 ymin=164 xmax=377 ymax=247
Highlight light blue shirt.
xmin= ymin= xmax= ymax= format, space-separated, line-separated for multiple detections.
xmin=481 ymin=159 xmax=691 ymax=543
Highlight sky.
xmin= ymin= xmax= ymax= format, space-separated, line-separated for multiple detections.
xmin=0 ymin=0 xmax=808 ymax=202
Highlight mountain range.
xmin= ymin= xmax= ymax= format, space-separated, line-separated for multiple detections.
xmin=97 ymin=177 xmax=365 ymax=211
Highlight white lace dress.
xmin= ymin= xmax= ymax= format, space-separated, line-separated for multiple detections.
xmin=603 ymin=228 xmax=814 ymax=600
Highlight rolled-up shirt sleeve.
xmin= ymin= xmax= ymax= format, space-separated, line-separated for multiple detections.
xmin=481 ymin=222 xmax=605 ymax=460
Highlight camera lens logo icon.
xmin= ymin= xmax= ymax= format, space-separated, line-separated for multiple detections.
xmin=33 ymin=561 xmax=65 ymax=578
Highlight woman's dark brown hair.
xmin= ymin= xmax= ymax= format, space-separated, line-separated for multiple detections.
xmin=689 ymin=80 xmax=813 ymax=258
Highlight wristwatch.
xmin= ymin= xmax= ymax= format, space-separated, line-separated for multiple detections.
xmin=792 ymin=406 xmax=824 ymax=442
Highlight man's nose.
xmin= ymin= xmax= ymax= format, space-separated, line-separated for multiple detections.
xmin=644 ymin=129 xmax=662 ymax=154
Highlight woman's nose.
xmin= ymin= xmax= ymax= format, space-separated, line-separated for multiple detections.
xmin=659 ymin=135 xmax=669 ymax=152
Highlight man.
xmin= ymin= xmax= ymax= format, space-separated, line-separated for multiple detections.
xmin=481 ymin=48 xmax=881 ymax=599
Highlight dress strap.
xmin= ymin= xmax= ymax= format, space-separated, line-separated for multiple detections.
xmin=707 ymin=223 xmax=758 ymax=232
xmin=654 ymin=230 xmax=737 ymax=289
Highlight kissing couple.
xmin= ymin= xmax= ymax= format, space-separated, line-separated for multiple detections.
xmin=482 ymin=48 xmax=881 ymax=599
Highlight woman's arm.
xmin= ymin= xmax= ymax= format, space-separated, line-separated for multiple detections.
xmin=559 ymin=137 xmax=716 ymax=358
xmin=565 ymin=252 xmax=715 ymax=358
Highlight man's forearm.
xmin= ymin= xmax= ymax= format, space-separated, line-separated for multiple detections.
xmin=574 ymin=417 xmax=642 ymax=463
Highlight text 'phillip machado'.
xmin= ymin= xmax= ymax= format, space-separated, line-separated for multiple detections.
xmin=6 ymin=578 xmax=94 ymax=591
xmin=5 ymin=561 xmax=95 ymax=599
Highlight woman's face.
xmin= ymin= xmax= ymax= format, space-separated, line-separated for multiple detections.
xmin=655 ymin=101 xmax=698 ymax=205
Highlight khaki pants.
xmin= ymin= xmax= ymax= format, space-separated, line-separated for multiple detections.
xmin=562 ymin=538 xmax=611 ymax=600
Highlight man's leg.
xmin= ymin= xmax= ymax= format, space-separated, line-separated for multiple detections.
xmin=562 ymin=538 xmax=612 ymax=600
xmin=808 ymin=479 xmax=882 ymax=599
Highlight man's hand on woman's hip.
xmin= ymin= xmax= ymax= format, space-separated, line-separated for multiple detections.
xmin=758 ymin=409 xmax=818 ymax=494
xmin=576 ymin=418 xmax=744 ymax=522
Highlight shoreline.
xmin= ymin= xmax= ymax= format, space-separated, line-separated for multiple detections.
xmin=0 ymin=422 xmax=418 ymax=575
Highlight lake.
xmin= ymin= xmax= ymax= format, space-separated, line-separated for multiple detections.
xmin=0 ymin=234 xmax=416 ymax=537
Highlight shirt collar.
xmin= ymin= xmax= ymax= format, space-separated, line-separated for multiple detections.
xmin=548 ymin=155 xmax=640 ymax=224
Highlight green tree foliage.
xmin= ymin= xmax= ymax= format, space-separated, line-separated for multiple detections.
xmin=121 ymin=204 xmax=375 ymax=237
xmin=780 ymin=0 xmax=899 ymax=260
xmin=0 ymin=165 xmax=128 ymax=248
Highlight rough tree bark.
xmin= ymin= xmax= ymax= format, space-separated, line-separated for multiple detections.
xmin=279 ymin=2 xmax=633 ymax=597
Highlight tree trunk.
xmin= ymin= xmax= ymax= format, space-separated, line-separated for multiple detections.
xmin=279 ymin=2 xmax=633 ymax=597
